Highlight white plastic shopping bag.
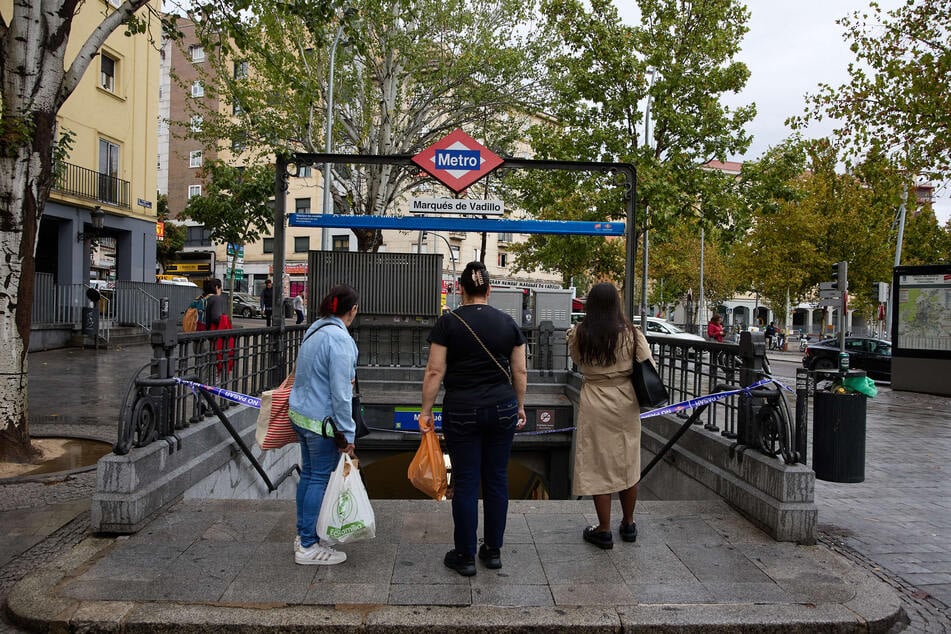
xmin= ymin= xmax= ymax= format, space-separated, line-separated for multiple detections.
xmin=316 ymin=453 xmax=376 ymax=544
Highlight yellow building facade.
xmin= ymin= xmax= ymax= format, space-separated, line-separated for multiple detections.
xmin=13 ymin=0 xmax=162 ymax=286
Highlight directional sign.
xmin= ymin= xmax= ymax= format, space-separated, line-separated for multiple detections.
xmin=819 ymin=281 xmax=837 ymax=291
xmin=819 ymin=290 xmax=841 ymax=300
xmin=288 ymin=213 xmax=624 ymax=236
xmin=817 ymin=299 xmax=840 ymax=308
xmin=412 ymin=129 xmax=504 ymax=193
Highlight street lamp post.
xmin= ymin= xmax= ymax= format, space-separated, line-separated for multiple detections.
xmin=423 ymin=231 xmax=458 ymax=308
xmin=322 ymin=20 xmax=349 ymax=251
xmin=640 ymin=69 xmax=657 ymax=328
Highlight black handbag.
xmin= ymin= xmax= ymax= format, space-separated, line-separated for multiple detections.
xmin=352 ymin=375 xmax=370 ymax=439
xmin=631 ymin=331 xmax=669 ymax=408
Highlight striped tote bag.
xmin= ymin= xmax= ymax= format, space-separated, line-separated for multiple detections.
xmin=255 ymin=372 xmax=299 ymax=449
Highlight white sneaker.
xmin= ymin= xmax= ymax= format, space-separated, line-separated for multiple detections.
xmin=294 ymin=536 xmax=301 ymax=552
xmin=295 ymin=543 xmax=347 ymax=566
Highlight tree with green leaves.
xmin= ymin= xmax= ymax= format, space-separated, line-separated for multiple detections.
xmin=505 ymin=0 xmax=755 ymax=294
xmin=184 ymin=0 xmax=547 ymax=251
xmin=181 ymin=161 xmax=274 ymax=306
xmin=792 ymin=0 xmax=951 ymax=181
xmin=733 ymin=139 xmax=907 ymax=322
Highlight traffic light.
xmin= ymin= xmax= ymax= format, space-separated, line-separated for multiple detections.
xmin=831 ymin=261 xmax=848 ymax=291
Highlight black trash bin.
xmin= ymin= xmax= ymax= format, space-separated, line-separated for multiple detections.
xmin=282 ymin=297 xmax=295 ymax=319
xmin=812 ymin=371 xmax=867 ymax=483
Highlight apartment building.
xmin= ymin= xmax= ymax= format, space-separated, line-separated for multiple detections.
xmin=31 ymin=0 xmax=161 ymax=287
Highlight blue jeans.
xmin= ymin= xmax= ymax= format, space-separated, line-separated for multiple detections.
xmin=442 ymin=398 xmax=519 ymax=556
xmin=294 ymin=425 xmax=339 ymax=548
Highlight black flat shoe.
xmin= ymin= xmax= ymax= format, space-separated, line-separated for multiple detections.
xmin=619 ymin=521 xmax=638 ymax=542
xmin=583 ymin=526 xmax=613 ymax=549
xmin=444 ymin=549 xmax=476 ymax=576
xmin=478 ymin=544 xmax=502 ymax=569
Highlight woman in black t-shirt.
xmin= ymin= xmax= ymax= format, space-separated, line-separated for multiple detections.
xmin=420 ymin=261 xmax=527 ymax=576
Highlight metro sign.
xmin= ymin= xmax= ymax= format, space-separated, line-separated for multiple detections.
xmin=412 ymin=129 xmax=504 ymax=193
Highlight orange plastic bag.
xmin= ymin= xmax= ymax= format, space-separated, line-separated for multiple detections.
xmin=407 ymin=428 xmax=448 ymax=500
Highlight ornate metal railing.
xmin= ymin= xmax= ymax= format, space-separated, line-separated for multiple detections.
xmin=52 ymin=160 xmax=131 ymax=209
xmin=115 ymin=321 xmax=801 ymax=466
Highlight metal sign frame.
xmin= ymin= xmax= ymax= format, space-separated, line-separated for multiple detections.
xmin=273 ymin=152 xmax=636 ymax=322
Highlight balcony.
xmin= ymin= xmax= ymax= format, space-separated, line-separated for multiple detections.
xmin=52 ymin=161 xmax=131 ymax=209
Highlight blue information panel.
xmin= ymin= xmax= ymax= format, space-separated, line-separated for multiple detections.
xmin=288 ymin=213 xmax=625 ymax=236
xmin=394 ymin=407 xmax=442 ymax=431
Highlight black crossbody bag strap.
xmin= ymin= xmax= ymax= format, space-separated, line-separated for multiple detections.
xmin=449 ymin=310 xmax=512 ymax=384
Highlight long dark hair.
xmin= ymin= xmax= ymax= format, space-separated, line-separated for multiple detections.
xmin=317 ymin=284 xmax=359 ymax=318
xmin=575 ymin=282 xmax=632 ymax=366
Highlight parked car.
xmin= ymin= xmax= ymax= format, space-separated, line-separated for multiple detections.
xmin=231 ymin=292 xmax=263 ymax=318
xmin=802 ymin=336 xmax=892 ymax=380
xmin=634 ymin=317 xmax=705 ymax=342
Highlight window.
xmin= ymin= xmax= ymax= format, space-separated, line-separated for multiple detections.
xmin=295 ymin=198 xmax=311 ymax=214
xmin=231 ymin=137 xmax=246 ymax=152
xmin=498 ymin=253 xmax=508 ymax=267
xmin=233 ymin=60 xmax=248 ymax=79
xmin=191 ymin=80 xmax=204 ymax=97
xmin=188 ymin=184 xmax=202 ymax=198
xmin=100 ymin=53 xmax=116 ymax=92
xmin=185 ymin=226 xmax=212 ymax=247
xmin=188 ymin=150 xmax=202 ymax=168
xmin=332 ymin=235 xmax=350 ymax=251
xmin=498 ymin=232 xmax=513 ymax=244
xmin=473 ymin=249 xmax=482 ymax=261
xmin=263 ymin=238 xmax=275 ymax=254
xmin=294 ymin=236 xmax=310 ymax=253
xmin=98 ymin=139 xmax=120 ymax=203
xmin=298 ymin=165 xmax=312 ymax=178
xmin=232 ymin=100 xmax=243 ymax=116
xmin=190 ymin=46 xmax=204 ymax=63
xmin=190 ymin=115 xmax=203 ymax=132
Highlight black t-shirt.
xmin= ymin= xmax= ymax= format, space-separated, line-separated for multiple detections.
xmin=428 ymin=304 xmax=526 ymax=410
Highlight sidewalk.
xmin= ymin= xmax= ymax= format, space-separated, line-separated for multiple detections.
xmin=2 ymin=344 xmax=949 ymax=631
xmin=7 ymin=499 xmax=901 ymax=632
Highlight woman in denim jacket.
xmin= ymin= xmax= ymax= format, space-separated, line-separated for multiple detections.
xmin=288 ymin=284 xmax=359 ymax=566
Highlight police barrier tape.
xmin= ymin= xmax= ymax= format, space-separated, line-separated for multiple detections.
xmin=174 ymin=376 xmax=790 ymax=437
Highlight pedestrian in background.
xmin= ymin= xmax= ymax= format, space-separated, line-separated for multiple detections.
xmin=204 ymin=279 xmax=234 ymax=373
xmin=420 ymin=261 xmax=527 ymax=576
xmin=288 ymin=284 xmax=360 ymax=566
xmin=568 ymin=282 xmax=653 ymax=549
xmin=707 ymin=313 xmax=725 ymax=342
xmin=260 ymin=278 xmax=274 ymax=326
xmin=293 ymin=293 xmax=305 ymax=325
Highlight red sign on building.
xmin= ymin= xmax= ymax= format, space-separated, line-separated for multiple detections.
xmin=411 ymin=129 xmax=504 ymax=193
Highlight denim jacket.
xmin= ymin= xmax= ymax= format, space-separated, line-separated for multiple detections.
xmin=289 ymin=316 xmax=358 ymax=442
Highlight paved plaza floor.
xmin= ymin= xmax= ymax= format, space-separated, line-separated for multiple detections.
xmin=0 ymin=343 xmax=949 ymax=631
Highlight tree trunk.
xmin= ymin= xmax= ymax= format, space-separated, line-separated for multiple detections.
xmin=0 ymin=111 xmax=56 ymax=462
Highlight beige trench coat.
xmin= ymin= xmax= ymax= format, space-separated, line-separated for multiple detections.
xmin=567 ymin=326 xmax=652 ymax=496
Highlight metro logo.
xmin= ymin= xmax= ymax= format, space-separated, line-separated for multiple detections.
xmin=412 ymin=129 xmax=504 ymax=193
xmin=435 ymin=149 xmax=480 ymax=170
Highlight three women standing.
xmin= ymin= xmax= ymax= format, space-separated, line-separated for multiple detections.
xmin=568 ymin=282 xmax=653 ymax=549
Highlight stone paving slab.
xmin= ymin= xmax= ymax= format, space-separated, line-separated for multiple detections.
xmin=7 ymin=499 xmax=903 ymax=632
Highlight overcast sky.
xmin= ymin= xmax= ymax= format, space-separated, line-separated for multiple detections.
xmin=615 ymin=0 xmax=950 ymax=223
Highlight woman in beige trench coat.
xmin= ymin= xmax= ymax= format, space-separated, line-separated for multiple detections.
xmin=567 ymin=283 xmax=654 ymax=549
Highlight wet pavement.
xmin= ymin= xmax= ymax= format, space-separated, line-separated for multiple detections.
xmin=0 ymin=344 xmax=949 ymax=631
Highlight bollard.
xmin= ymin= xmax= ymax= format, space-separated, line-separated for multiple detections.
xmin=795 ymin=368 xmax=809 ymax=464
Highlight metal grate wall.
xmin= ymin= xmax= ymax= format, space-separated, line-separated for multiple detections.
xmin=307 ymin=251 xmax=443 ymax=318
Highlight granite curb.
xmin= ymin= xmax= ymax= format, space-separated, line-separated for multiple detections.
xmin=7 ymin=519 xmax=904 ymax=633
